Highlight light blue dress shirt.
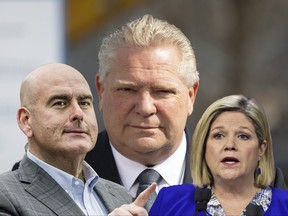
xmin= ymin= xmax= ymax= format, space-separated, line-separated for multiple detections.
xmin=27 ymin=151 xmax=108 ymax=215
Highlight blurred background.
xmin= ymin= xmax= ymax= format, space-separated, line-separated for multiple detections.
xmin=0 ymin=0 xmax=287 ymax=183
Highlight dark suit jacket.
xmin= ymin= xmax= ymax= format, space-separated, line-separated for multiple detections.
xmin=1 ymin=155 xmax=132 ymax=216
xmin=85 ymin=130 xmax=287 ymax=190
xmin=85 ymin=129 xmax=193 ymax=185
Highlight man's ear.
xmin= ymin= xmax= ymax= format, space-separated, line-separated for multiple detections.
xmin=188 ymin=81 xmax=199 ymax=115
xmin=95 ymin=75 xmax=104 ymax=112
xmin=17 ymin=107 xmax=33 ymax=137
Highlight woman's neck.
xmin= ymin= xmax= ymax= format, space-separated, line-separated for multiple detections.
xmin=212 ymin=183 xmax=260 ymax=216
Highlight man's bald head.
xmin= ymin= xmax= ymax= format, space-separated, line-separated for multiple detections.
xmin=20 ymin=63 xmax=90 ymax=108
xmin=17 ymin=62 xmax=98 ymax=166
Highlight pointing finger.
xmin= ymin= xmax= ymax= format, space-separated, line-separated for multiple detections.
xmin=133 ymin=182 xmax=157 ymax=207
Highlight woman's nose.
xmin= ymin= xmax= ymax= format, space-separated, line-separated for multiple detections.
xmin=224 ymin=136 xmax=237 ymax=150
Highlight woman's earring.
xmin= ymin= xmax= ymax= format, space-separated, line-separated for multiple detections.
xmin=257 ymin=167 xmax=261 ymax=175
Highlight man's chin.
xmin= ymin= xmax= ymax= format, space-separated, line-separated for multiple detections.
xmin=128 ymin=126 xmax=161 ymax=135
xmin=66 ymin=143 xmax=93 ymax=154
xmin=132 ymin=140 xmax=165 ymax=153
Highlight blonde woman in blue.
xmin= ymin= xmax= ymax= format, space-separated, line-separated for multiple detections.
xmin=150 ymin=95 xmax=288 ymax=216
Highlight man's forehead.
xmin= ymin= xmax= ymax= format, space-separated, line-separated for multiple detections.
xmin=20 ymin=63 xmax=90 ymax=106
xmin=46 ymin=86 xmax=92 ymax=98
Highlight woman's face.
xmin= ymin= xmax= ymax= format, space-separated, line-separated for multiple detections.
xmin=205 ymin=111 xmax=266 ymax=185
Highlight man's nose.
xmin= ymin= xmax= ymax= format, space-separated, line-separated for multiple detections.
xmin=69 ymin=101 xmax=84 ymax=122
xmin=134 ymin=92 xmax=156 ymax=117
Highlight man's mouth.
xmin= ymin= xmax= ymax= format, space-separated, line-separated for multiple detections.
xmin=64 ymin=128 xmax=88 ymax=134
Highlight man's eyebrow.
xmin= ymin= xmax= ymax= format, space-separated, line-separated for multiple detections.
xmin=47 ymin=94 xmax=71 ymax=104
xmin=47 ymin=94 xmax=93 ymax=105
xmin=78 ymin=94 xmax=93 ymax=101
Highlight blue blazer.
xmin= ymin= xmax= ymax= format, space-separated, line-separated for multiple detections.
xmin=149 ymin=184 xmax=288 ymax=216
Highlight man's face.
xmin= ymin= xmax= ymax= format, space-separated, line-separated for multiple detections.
xmin=21 ymin=69 xmax=98 ymax=161
xmin=97 ymin=46 xmax=198 ymax=165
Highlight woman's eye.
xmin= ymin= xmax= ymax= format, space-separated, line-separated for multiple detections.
xmin=239 ymin=134 xmax=250 ymax=140
xmin=213 ymin=133 xmax=224 ymax=139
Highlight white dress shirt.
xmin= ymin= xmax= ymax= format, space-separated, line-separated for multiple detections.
xmin=27 ymin=151 xmax=108 ymax=216
xmin=111 ymin=131 xmax=187 ymax=197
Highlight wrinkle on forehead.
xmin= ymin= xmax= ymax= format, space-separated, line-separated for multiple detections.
xmin=20 ymin=63 xmax=89 ymax=107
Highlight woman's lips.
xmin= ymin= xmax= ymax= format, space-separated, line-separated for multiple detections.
xmin=221 ymin=157 xmax=239 ymax=165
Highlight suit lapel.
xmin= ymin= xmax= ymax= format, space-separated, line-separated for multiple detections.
xmin=183 ymin=128 xmax=193 ymax=184
xmin=94 ymin=178 xmax=133 ymax=213
xmin=85 ymin=130 xmax=122 ymax=184
xmin=19 ymin=156 xmax=85 ymax=216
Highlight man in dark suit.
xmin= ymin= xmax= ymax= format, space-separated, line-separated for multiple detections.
xmin=86 ymin=129 xmax=192 ymax=185
xmin=0 ymin=63 xmax=151 ymax=216
xmin=85 ymin=14 xmax=199 ymax=203
xmin=85 ymin=13 xmax=286 ymax=203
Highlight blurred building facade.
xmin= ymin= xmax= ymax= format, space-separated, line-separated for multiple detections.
xmin=1 ymin=0 xmax=285 ymax=179
xmin=0 ymin=0 xmax=282 ymax=179
xmin=67 ymin=0 xmax=288 ymax=182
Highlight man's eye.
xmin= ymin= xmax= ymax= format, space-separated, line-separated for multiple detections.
xmin=155 ymin=89 xmax=176 ymax=95
xmin=117 ymin=87 xmax=135 ymax=92
xmin=53 ymin=101 xmax=66 ymax=107
xmin=79 ymin=101 xmax=91 ymax=107
xmin=161 ymin=90 xmax=175 ymax=94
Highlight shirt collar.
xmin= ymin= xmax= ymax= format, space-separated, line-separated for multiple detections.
xmin=27 ymin=151 xmax=99 ymax=192
xmin=82 ymin=161 xmax=99 ymax=191
xmin=111 ymin=131 xmax=187 ymax=192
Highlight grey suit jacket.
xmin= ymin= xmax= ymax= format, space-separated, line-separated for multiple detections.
xmin=0 ymin=155 xmax=132 ymax=216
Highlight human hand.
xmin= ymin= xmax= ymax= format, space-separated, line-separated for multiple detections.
xmin=108 ymin=183 xmax=157 ymax=216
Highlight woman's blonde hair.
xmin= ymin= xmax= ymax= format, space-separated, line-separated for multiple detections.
xmin=191 ymin=94 xmax=275 ymax=187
